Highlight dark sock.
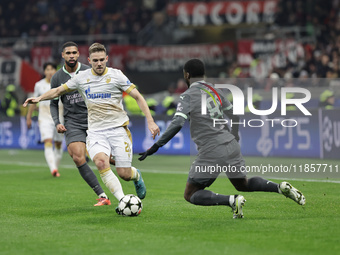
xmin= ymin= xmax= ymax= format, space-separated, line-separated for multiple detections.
xmin=247 ymin=177 xmax=279 ymax=193
xmin=77 ymin=163 xmax=105 ymax=196
xmin=190 ymin=190 xmax=230 ymax=206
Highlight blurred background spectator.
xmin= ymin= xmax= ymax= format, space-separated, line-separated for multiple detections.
xmin=319 ymin=89 xmax=335 ymax=109
xmin=0 ymin=84 xmax=20 ymax=117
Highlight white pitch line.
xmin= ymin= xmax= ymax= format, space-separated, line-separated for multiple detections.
xmin=1 ymin=161 xmax=339 ymax=183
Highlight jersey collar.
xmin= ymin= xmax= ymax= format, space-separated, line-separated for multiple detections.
xmin=190 ymin=80 xmax=206 ymax=87
xmin=91 ymin=67 xmax=108 ymax=76
xmin=62 ymin=63 xmax=82 ymax=76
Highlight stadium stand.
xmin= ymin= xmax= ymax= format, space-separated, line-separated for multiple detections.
xmin=0 ymin=0 xmax=339 ymax=112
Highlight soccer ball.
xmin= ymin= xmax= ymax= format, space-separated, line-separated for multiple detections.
xmin=117 ymin=194 xmax=143 ymax=216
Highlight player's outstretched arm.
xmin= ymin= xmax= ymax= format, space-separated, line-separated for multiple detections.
xmin=138 ymin=115 xmax=186 ymax=161
xmin=138 ymin=144 xmax=160 ymax=161
xmin=23 ymin=86 xmax=66 ymax=107
xmin=129 ymin=88 xmax=160 ymax=139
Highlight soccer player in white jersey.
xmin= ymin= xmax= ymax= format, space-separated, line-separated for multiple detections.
xmin=23 ymin=43 xmax=160 ymax=209
xmin=26 ymin=62 xmax=64 ymax=177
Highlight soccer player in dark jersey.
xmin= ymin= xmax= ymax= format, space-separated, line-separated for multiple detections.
xmin=139 ymin=58 xmax=306 ymax=218
xmin=50 ymin=42 xmax=110 ymax=206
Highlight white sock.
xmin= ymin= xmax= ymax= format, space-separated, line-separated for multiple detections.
xmin=99 ymin=168 xmax=124 ymax=201
xmin=98 ymin=192 xmax=108 ymax=199
xmin=229 ymin=195 xmax=235 ymax=207
xmin=130 ymin=166 xmax=140 ymax=181
xmin=54 ymin=146 xmax=63 ymax=167
xmin=44 ymin=143 xmax=57 ymax=172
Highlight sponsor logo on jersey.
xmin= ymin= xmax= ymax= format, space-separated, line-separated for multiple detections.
xmin=85 ymin=85 xmax=111 ymax=99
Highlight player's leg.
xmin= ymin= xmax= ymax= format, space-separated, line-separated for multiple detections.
xmin=226 ymin=140 xmax=305 ymax=205
xmin=229 ymin=177 xmax=305 ymax=205
xmin=43 ymin=138 xmax=60 ymax=177
xmin=184 ymin=156 xmax=245 ymax=218
xmin=116 ymin=166 xmax=146 ymax=199
xmin=87 ymin=129 xmax=125 ymax=202
xmin=40 ymin=121 xmax=59 ymax=177
xmin=53 ymin=128 xmax=64 ymax=168
xmin=112 ymin=126 xmax=146 ymax=199
xmin=65 ymin=129 xmax=110 ymax=206
xmin=54 ymin=141 xmax=63 ymax=167
xmin=229 ymin=177 xmax=279 ymax=192
xmin=91 ymin=152 xmax=125 ymax=202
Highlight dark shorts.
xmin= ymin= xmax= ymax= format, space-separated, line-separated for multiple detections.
xmin=187 ymin=139 xmax=246 ymax=188
xmin=64 ymin=127 xmax=87 ymax=146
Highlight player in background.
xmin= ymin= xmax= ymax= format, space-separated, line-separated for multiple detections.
xmin=26 ymin=62 xmax=63 ymax=177
xmin=138 ymin=58 xmax=306 ymax=219
xmin=24 ymin=42 xmax=160 ymax=210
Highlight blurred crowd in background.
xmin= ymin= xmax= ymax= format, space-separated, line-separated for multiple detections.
xmin=0 ymin=0 xmax=167 ymax=39
xmin=0 ymin=0 xmax=339 ymax=117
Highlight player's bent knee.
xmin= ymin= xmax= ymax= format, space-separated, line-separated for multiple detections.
xmin=184 ymin=193 xmax=192 ymax=203
xmin=234 ymin=185 xmax=248 ymax=192
xmin=93 ymin=158 xmax=107 ymax=170
xmin=72 ymin=154 xmax=86 ymax=166
xmin=229 ymin=177 xmax=249 ymax=192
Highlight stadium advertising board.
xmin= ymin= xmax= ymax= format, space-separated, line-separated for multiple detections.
xmin=1 ymin=110 xmax=338 ymax=159
xmin=166 ymin=0 xmax=278 ymax=26
xmin=238 ymin=39 xmax=305 ymax=78
xmin=109 ymin=42 xmax=234 ymax=72
xmin=320 ymin=109 xmax=340 ymax=159
xmin=0 ymin=116 xmax=43 ymax=150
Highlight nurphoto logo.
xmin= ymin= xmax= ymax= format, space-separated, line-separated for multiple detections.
xmin=201 ymin=84 xmax=312 ymax=128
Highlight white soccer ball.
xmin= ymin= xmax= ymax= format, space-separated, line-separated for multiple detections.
xmin=118 ymin=194 xmax=143 ymax=216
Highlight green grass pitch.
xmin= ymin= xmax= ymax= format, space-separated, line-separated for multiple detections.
xmin=0 ymin=149 xmax=339 ymax=255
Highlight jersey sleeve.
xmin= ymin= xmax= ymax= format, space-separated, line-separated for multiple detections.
xmin=50 ymin=75 xmax=58 ymax=89
xmin=116 ymin=70 xmax=136 ymax=94
xmin=174 ymin=93 xmax=191 ymax=120
xmin=50 ymin=75 xmax=61 ymax=126
xmin=62 ymin=74 xmax=78 ymax=92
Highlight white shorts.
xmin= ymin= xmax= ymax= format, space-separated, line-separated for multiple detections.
xmin=39 ymin=119 xmax=64 ymax=142
xmin=86 ymin=126 xmax=132 ymax=168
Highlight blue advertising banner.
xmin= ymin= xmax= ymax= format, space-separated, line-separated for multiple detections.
xmin=320 ymin=109 xmax=340 ymax=159
xmin=238 ymin=110 xmax=320 ymax=158
xmin=0 ymin=116 xmax=44 ymax=150
xmin=0 ymin=109 xmax=338 ymax=159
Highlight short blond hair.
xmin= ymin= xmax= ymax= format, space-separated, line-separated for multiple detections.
xmin=89 ymin=43 xmax=106 ymax=55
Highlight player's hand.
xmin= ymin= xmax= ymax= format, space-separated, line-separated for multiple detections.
xmin=26 ymin=118 xmax=32 ymax=129
xmin=56 ymin=124 xmax=67 ymax=133
xmin=23 ymin=97 xmax=40 ymax=107
xmin=138 ymin=144 xmax=160 ymax=161
xmin=148 ymin=121 xmax=160 ymax=139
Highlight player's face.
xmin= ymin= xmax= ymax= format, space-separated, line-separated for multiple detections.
xmin=44 ymin=65 xmax=56 ymax=80
xmin=62 ymin=46 xmax=79 ymax=68
xmin=88 ymin=51 xmax=108 ymax=75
